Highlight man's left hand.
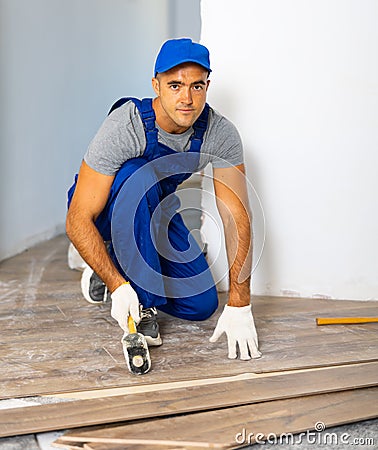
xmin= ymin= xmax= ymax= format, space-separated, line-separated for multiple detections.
xmin=209 ymin=304 xmax=262 ymax=360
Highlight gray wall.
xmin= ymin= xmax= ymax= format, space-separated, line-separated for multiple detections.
xmin=0 ymin=0 xmax=201 ymax=261
xmin=169 ymin=0 xmax=201 ymax=39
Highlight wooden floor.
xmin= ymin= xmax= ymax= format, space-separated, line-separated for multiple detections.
xmin=0 ymin=235 xmax=377 ymax=448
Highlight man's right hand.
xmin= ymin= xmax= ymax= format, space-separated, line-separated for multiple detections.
xmin=110 ymin=283 xmax=140 ymax=332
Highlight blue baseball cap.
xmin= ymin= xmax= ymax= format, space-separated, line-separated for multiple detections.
xmin=154 ymin=38 xmax=211 ymax=76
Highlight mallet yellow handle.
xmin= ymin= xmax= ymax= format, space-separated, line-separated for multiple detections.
xmin=128 ymin=315 xmax=137 ymax=333
xmin=316 ymin=317 xmax=378 ymax=325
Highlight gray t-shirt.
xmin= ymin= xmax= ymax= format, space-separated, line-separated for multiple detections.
xmin=84 ymin=100 xmax=243 ymax=176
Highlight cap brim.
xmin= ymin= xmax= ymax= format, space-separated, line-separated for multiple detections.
xmin=155 ymin=59 xmax=211 ymax=75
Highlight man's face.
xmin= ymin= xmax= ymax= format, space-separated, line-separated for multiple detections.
xmin=152 ymin=62 xmax=210 ymax=134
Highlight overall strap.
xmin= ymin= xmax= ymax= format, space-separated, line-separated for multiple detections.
xmin=107 ymin=97 xmax=142 ymax=116
xmin=140 ymin=98 xmax=159 ymax=147
xmin=189 ymin=103 xmax=210 ymax=153
xmin=108 ymin=97 xmax=158 ymax=151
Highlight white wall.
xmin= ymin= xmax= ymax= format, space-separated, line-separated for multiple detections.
xmin=0 ymin=0 xmax=200 ymax=261
xmin=201 ymin=0 xmax=378 ymax=300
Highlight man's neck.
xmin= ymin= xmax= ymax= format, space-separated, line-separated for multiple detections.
xmin=152 ymin=97 xmax=190 ymax=134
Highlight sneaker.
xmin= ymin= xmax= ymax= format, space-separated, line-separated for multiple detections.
xmin=67 ymin=243 xmax=88 ymax=271
xmin=81 ymin=266 xmax=110 ymax=304
xmin=137 ymin=307 xmax=162 ymax=346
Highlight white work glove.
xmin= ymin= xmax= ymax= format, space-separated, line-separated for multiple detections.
xmin=110 ymin=283 xmax=140 ymax=332
xmin=210 ymin=304 xmax=262 ymax=360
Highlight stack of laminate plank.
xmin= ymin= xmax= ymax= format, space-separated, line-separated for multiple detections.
xmin=0 ymin=236 xmax=377 ymax=448
xmin=0 ymin=362 xmax=377 ymax=448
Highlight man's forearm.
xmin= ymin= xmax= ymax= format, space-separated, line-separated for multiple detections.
xmin=222 ymin=204 xmax=253 ymax=307
xmin=66 ymin=211 xmax=125 ymax=293
xmin=213 ymin=164 xmax=253 ymax=308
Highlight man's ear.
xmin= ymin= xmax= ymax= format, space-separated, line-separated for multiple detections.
xmin=152 ymin=77 xmax=160 ymax=96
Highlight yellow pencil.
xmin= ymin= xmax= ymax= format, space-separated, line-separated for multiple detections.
xmin=316 ymin=317 xmax=378 ymax=325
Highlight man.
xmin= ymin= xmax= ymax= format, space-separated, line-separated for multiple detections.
xmin=66 ymin=38 xmax=261 ymax=360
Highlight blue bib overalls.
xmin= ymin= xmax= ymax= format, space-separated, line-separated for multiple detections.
xmin=68 ymin=98 xmax=218 ymax=321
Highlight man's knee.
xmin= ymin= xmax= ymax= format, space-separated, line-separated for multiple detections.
xmin=185 ymin=287 xmax=219 ymax=321
xmin=157 ymin=287 xmax=218 ymax=321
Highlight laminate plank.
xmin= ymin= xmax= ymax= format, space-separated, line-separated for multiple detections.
xmin=1 ymin=361 xmax=377 ymax=438
xmin=83 ymin=441 xmax=221 ymax=449
xmin=51 ymin=363 xmax=365 ymax=400
xmin=58 ymin=387 xmax=378 ymax=448
xmin=83 ymin=444 xmax=189 ymax=450
xmin=3 ymin=331 xmax=377 ymax=399
xmin=1 ymin=235 xmax=378 ymax=399
xmin=253 ymin=295 xmax=378 ymax=317
xmin=52 ymin=441 xmax=85 ymax=449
